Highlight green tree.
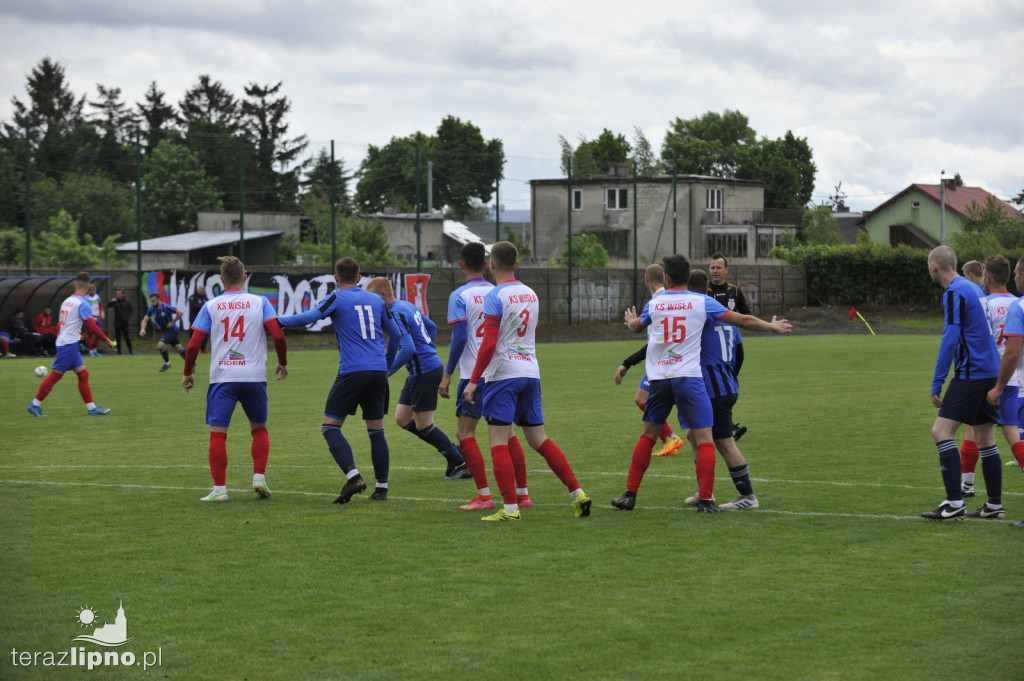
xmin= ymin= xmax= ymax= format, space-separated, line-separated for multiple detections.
xmin=559 ymin=129 xmax=631 ymax=177
xmin=662 ymin=110 xmax=815 ymax=209
xmin=142 ymin=139 xmax=223 ymax=236
xmin=177 ymin=75 xmax=245 ymax=210
xmin=303 ymin=148 xmax=351 ymax=215
xmin=137 ymin=81 xmax=178 ymax=153
xmin=355 ymin=117 xmax=503 ymax=219
xmin=88 ymin=84 xmax=137 ymax=183
xmin=948 ymin=195 xmax=1024 ymax=262
xmin=0 ymin=227 xmax=25 ymax=265
xmin=630 ymin=126 xmax=662 ymax=175
xmin=798 ymin=205 xmax=842 ymax=245
xmin=661 ymin=109 xmax=756 ymax=177
xmin=3 ymin=57 xmax=97 ymax=180
xmin=558 ymin=232 xmax=609 ymax=268
xmin=31 ymin=172 xmax=134 ymax=242
xmin=354 ymin=131 xmax=430 ymax=214
xmin=34 ymin=209 xmax=119 ymax=269
xmin=431 ymin=115 xmax=503 ymax=219
xmin=241 ymin=82 xmax=309 ymax=211
xmin=503 ymin=224 xmax=530 ymax=259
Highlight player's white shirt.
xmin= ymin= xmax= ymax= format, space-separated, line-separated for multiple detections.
xmin=448 ymin=278 xmax=494 ymax=379
xmin=193 ymin=290 xmax=277 ymax=383
xmin=990 ymin=291 xmax=1024 ymax=387
xmin=640 ymin=289 xmax=728 ymax=380
xmin=86 ymin=293 xmax=101 ymax=318
xmin=645 ymin=287 xmax=666 ymax=341
xmin=482 ymin=280 xmax=540 ymax=382
xmin=56 ymin=293 xmax=93 ymax=347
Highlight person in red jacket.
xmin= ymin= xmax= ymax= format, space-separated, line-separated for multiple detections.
xmin=32 ymin=307 xmax=57 ymax=355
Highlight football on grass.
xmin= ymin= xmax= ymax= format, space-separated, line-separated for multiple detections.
xmin=34 ymin=366 xmax=47 ymax=377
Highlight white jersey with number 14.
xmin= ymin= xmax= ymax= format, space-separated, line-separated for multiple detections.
xmin=193 ymin=290 xmax=278 ymax=384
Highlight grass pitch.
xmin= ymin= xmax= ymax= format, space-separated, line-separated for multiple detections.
xmin=1 ymin=334 xmax=1022 ymax=680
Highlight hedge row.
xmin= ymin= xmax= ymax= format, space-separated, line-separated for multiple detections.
xmin=788 ymin=245 xmax=1024 ymax=308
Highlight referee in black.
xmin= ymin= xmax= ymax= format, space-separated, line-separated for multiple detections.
xmin=708 ymin=253 xmax=750 ymax=441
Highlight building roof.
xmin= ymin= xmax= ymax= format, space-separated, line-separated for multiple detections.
xmin=443 ymin=220 xmax=491 ymax=254
xmin=866 ymin=183 xmax=1020 ymax=220
xmin=116 ymin=230 xmax=283 ymax=253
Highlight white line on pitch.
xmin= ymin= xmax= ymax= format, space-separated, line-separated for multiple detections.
xmin=0 ymin=478 xmax=1019 ymax=524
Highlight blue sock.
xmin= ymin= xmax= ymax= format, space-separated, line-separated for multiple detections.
xmin=729 ymin=464 xmax=754 ymax=496
xmin=321 ymin=424 xmax=355 ymax=472
xmin=178 ymin=348 xmax=186 ymax=358
xmin=160 ymin=348 xmax=169 ymax=363
xmin=979 ymin=445 xmax=1003 ymax=505
xmin=937 ymin=439 xmax=962 ymax=500
xmin=417 ymin=423 xmax=464 ymax=466
xmin=368 ymin=428 xmax=389 ymax=483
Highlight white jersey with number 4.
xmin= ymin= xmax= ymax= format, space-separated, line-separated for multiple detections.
xmin=482 ymin=280 xmax=540 ymax=382
xmin=640 ymin=289 xmax=728 ymax=380
xmin=193 ymin=290 xmax=278 ymax=384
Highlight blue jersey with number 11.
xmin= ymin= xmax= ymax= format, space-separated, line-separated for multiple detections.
xmin=279 ymin=287 xmax=402 ymax=374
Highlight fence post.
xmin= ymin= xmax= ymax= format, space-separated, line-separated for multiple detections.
xmin=135 ymin=127 xmax=143 ymax=314
xmin=632 ymin=162 xmax=638 ymax=310
xmin=24 ymin=123 xmax=31 ymax=275
xmin=566 ymin=157 xmax=572 ymax=326
xmin=330 ymin=140 xmax=337 ymax=263
xmin=238 ymin=135 xmax=246 ymax=262
xmin=415 ymin=145 xmax=421 ymax=271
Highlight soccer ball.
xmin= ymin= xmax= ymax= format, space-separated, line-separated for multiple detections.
xmin=34 ymin=366 xmax=47 ymax=377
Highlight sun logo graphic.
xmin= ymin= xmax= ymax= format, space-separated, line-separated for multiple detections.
xmin=73 ymin=599 xmax=133 ymax=647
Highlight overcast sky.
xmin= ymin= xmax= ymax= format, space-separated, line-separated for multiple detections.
xmin=1 ymin=0 xmax=1022 ymax=214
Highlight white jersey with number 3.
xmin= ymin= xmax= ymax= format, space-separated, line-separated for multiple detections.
xmin=193 ymin=290 xmax=278 ymax=384
xmin=482 ymin=280 xmax=540 ymax=382
xmin=641 ymin=289 xmax=728 ymax=380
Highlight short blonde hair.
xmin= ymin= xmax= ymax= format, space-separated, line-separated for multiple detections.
xmin=365 ymin=277 xmax=393 ymax=297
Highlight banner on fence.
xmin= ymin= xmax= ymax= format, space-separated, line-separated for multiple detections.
xmin=144 ymin=270 xmax=431 ymax=332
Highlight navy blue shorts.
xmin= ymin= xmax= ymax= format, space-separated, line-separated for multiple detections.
xmin=710 ymin=393 xmax=738 ymax=439
xmin=160 ymin=329 xmax=181 ymax=346
xmin=638 ymin=373 xmax=651 ymax=393
xmin=325 ymin=370 xmax=390 ymax=422
xmin=398 ymin=366 xmax=442 ymax=413
xmin=644 ymin=376 xmax=713 ymax=430
xmin=206 ymin=381 xmax=268 ymax=427
xmin=456 ymin=378 xmax=488 ymax=420
xmin=938 ymin=377 xmax=998 ymax=426
xmin=484 ymin=377 xmax=544 ymax=427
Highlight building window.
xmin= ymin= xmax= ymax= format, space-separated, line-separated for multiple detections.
xmin=606 ymin=188 xmax=628 ymax=210
xmin=706 ymin=188 xmax=723 ymax=223
xmin=573 ymin=188 xmax=582 ymax=211
xmin=756 ymin=228 xmax=786 ymax=258
xmin=706 ymin=231 xmax=747 ymax=259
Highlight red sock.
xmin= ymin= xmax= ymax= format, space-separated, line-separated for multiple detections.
xmin=696 ymin=442 xmax=716 ymax=499
xmin=251 ymin=427 xmax=269 ymax=475
xmin=35 ymin=371 xmax=62 ymax=401
xmin=1012 ymin=441 xmax=1024 ymax=469
xmin=537 ymin=438 xmax=579 ymax=491
xmin=209 ymin=432 xmax=228 ymax=486
xmin=960 ymin=440 xmax=979 ymax=474
xmin=627 ymin=435 xmax=656 ymax=492
xmin=76 ymin=369 xmax=93 ymax=404
xmin=509 ymin=435 xmax=528 ymax=489
xmin=460 ymin=436 xmax=489 ymax=490
xmin=659 ymin=422 xmax=674 ymax=443
xmin=489 ymin=444 xmax=516 ymax=504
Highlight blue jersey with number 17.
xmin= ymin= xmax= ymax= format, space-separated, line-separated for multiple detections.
xmin=700 ymin=315 xmax=740 ymax=399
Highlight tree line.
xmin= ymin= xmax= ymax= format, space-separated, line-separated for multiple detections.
xmin=0 ymin=57 xmax=825 ymax=269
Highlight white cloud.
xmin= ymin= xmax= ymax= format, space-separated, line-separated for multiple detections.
xmin=1 ymin=0 xmax=1021 ymax=213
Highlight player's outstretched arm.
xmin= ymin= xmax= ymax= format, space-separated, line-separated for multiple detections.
xmin=720 ymin=311 xmax=792 ymax=335
xmin=624 ymin=306 xmax=645 ymax=333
